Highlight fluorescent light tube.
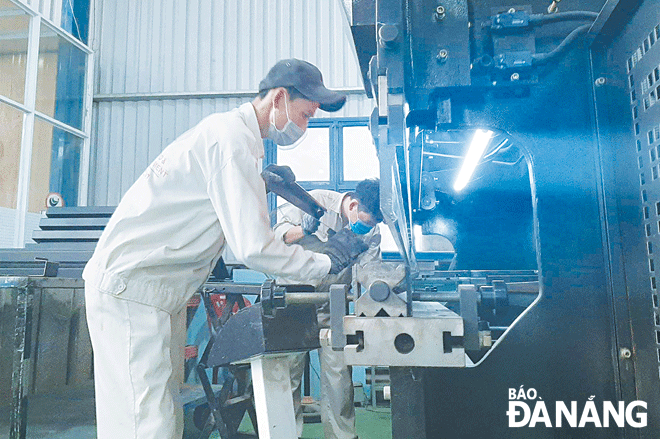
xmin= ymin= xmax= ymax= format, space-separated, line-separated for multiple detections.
xmin=453 ymin=129 xmax=493 ymax=192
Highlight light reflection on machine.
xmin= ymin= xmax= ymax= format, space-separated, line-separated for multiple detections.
xmin=344 ymin=129 xmax=540 ymax=367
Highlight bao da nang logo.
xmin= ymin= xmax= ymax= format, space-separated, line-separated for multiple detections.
xmin=507 ymin=386 xmax=647 ymax=428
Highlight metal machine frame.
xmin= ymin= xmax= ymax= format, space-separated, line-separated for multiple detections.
xmin=336 ymin=0 xmax=659 ymax=438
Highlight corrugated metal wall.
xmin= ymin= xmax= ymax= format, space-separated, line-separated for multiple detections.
xmin=89 ymin=0 xmax=372 ymax=206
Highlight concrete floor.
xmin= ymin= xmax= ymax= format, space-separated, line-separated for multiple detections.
xmin=0 ymin=386 xmax=96 ymax=439
xmin=0 ymin=387 xmax=392 ymax=439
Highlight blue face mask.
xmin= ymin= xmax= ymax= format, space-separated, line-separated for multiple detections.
xmin=350 ymin=218 xmax=374 ymax=235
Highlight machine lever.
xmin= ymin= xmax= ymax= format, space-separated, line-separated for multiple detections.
xmin=267 ymin=178 xmax=327 ymax=219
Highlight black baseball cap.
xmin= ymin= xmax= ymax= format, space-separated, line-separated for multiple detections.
xmin=259 ymin=59 xmax=347 ymax=112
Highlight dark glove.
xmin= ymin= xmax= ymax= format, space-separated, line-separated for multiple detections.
xmin=301 ymin=213 xmax=320 ymax=235
xmin=321 ymin=228 xmax=369 ymax=275
xmin=261 ymin=164 xmax=295 ymax=193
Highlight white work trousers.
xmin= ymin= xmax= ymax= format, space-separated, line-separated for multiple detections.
xmin=290 ymin=328 xmax=356 ymax=439
xmin=85 ymin=285 xmax=186 ymax=439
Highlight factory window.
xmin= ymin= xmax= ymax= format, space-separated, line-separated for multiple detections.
xmin=652 ymin=90 xmax=657 ymax=102
xmin=628 ymin=58 xmax=633 ymax=73
xmin=656 ymin=25 xmax=660 ymax=41
xmin=639 ymin=156 xmax=644 ymax=168
xmin=652 ymin=259 xmax=656 ymax=272
xmin=0 ymin=102 xmax=25 ymax=210
xmin=647 ymin=223 xmax=652 ymax=236
xmin=641 ymin=172 xmax=646 ymax=185
xmin=644 ymin=97 xmax=651 ymax=110
xmin=635 ymin=122 xmax=640 ymax=135
xmin=655 ymin=67 xmax=660 ymax=82
xmin=638 ymin=139 xmax=642 ymax=151
xmin=645 ymin=38 xmax=651 ymax=54
xmin=653 ymin=166 xmax=658 ymax=180
xmin=633 ymin=106 xmax=638 ymax=119
xmin=632 ymin=89 xmax=637 ymax=103
xmin=655 ymin=293 xmax=659 ymax=307
xmin=649 ymin=242 xmax=654 ymax=255
xmin=656 ymin=201 xmax=660 ymax=214
xmin=657 ymin=85 xmax=660 ymax=99
xmin=36 ymin=26 xmax=87 ymax=130
xmin=643 ymin=189 xmax=648 ymax=201
xmin=653 ymin=277 xmax=657 ymax=289
xmin=277 ymin=127 xmax=330 ymax=181
xmin=656 ymin=312 xmax=660 ymax=325
xmin=629 ymin=75 xmax=635 ymax=88
xmin=651 ymin=130 xmax=656 ymax=144
xmin=649 ymin=72 xmax=654 ymax=87
xmin=658 ymin=220 xmax=660 ymax=233
xmin=272 ymin=117 xmax=376 ymax=193
xmin=653 ymin=31 xmax=658 ymax=46
xmin=343 ymin=126 xmax=379 ymax=181
xmin=0 ymin=1 xmax=92 ymax=247
xmin=651 ymin=148 xmax=656 ymax=162
xmin=645 ymin=206 xmax=651 ymax=219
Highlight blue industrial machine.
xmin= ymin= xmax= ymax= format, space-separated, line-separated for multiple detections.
xmin=339 ymin=0 xmax=660 ymax=437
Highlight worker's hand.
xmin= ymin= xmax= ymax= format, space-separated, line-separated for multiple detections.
xmin=261 ymin=164 xmax=295 ymax=193
xmin=321 ymin=228 xmax=369 ymax=275
xmin=301 ymin=213 xmax=320 ymax=235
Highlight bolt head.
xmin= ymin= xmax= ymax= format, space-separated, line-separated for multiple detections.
xmin=511 ymin=72 xmax=520 ymax=81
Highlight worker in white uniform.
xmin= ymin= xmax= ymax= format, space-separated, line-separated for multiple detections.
xmin=82 ymin=59 xmax=369 ymax=439
xmin=273 ymin=179 xmax=383 ymax=439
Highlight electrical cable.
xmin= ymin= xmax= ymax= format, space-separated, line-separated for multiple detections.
xmin=532 ymin=23 xmax=592 ymax=65
xmin=528 ymin=11 xmax=598 ymax=25
xmin=67 ymin=0 xmax=82 ymax=40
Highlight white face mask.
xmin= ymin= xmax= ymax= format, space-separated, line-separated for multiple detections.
xmin=267 ymin=95 xmax=306 ymax=148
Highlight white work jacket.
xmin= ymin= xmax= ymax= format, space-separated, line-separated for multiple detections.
xmin=273 ymin=189 xmax=381 ymax=265
xmin=83 ymin=103 xmax=331 ymax=313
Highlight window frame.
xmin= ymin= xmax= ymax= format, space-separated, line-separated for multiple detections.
xmin=265 ymin=117 xmax=373 ymax=214
xmin=268 ymin=116 xmax=372 ymax=190
xmin=0 ymin=0 xmax=93 ymax=246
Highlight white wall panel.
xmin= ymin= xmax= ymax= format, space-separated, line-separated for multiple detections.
xmin=90 ymin=0 xmax=372 ymax=205
xmin=0 ymin=208 xmax=44 ymax=247
xmin=0 ymin=208 xmax=16 ymax=247
xmin=93 ymin=0 xmax=364 ymax=93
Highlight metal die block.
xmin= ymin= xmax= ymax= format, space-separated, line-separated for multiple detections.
xmin=207 ymin=302 xmax=320 ymax=367
xmin=343 ymin=315 xmax=465 ymax=367
xmin=354 ymin=289 xmax=406 ymax=317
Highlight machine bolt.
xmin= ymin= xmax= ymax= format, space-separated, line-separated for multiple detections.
xmin=595 ymin=77 xmax=607 ymax=86
xmin=378 ymin=24 xmax=399 ymax=48
xmin=437 ymin=49 xmax=449 ymax=62
xmin=508 ymin=8 xmax=516 ymax=13
xmin=510 ymin=72 xmax=520 ymax=81
xmin=434 ymin=5 xmax=446 ymax=21
xmin=369 ymin=280 xmax=391 ymax=302
xmin=620 ymin=347 xmax=632 ymax=359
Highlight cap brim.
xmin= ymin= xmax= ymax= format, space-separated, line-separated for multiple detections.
xmin=298 ymin=84 xmax=347 ymax=112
